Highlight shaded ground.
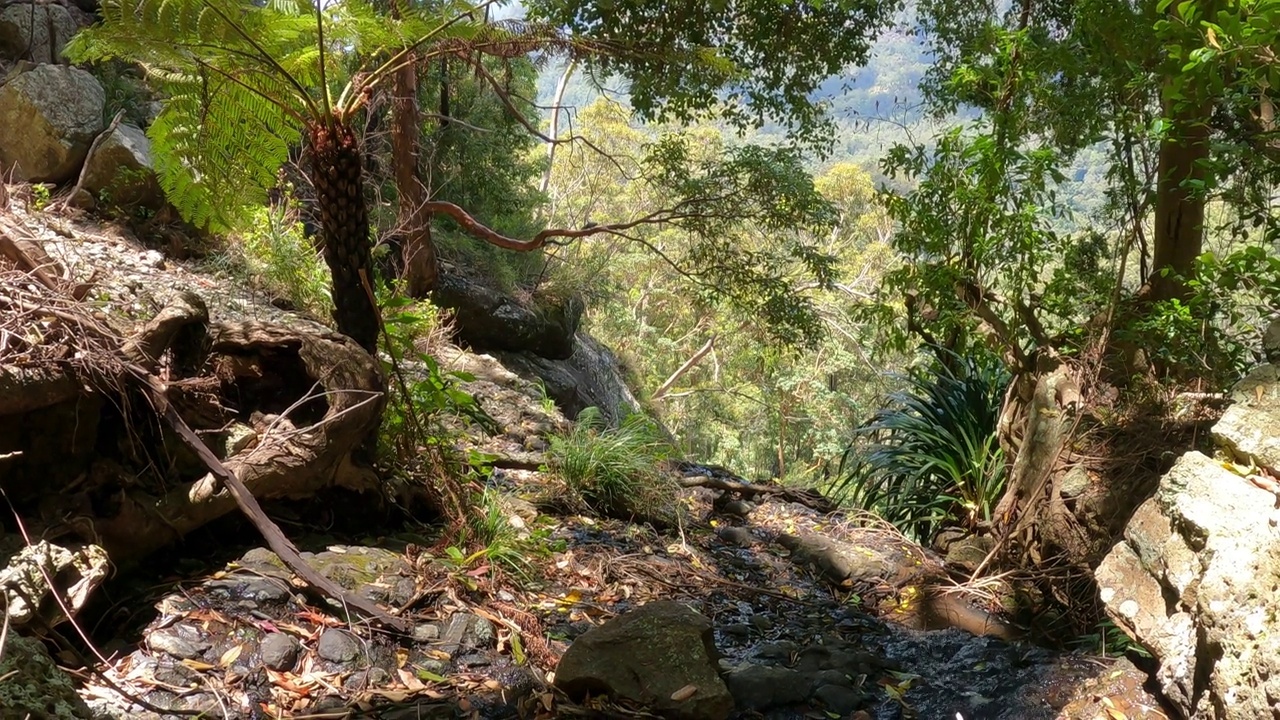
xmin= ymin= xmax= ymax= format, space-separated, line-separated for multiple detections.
xmin=72 ymin=480 xmax=1169 ymax=720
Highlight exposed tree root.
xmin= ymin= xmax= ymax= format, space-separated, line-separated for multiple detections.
xmin=0 ymin=242 xmax=406 ymax=631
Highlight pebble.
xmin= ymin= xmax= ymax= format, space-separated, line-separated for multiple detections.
xmin=813 ymin=683 xmax=865 ymax=715
xmin=147 ymin=628 xmax=210 ymax=660
xmin=716 ymin=525 xmax=753 ymax=546
xmin=260 ymin=633 xmax=301 ymax=671
xmin=317 ymin=629 xmax=361 ymax=663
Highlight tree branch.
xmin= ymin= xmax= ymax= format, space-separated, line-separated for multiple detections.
xmin=652 ymin=334 xmax=716 ymax=401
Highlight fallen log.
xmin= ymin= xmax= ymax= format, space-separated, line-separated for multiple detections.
xmin=672 ymin=460 xmax=837 ymax=513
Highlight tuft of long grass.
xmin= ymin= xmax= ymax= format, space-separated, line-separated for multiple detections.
xmin=547 ymin=407 xmax=677 ymax=521
xmin=828 ymin=348 xmax=1009 ymax=542
xmin=233 ymin=206 xmax=332 ymax=316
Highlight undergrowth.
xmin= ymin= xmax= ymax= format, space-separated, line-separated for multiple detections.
xmin=547 ymin=406 xmax=680 ymax=524
xmin=827 ymin=348 xmax=1009 ymax=542
xmin=230 ymin=205 xmax=332 ymax=316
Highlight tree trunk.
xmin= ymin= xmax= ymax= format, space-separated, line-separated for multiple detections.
xmin=390 ymin=50 xmax=438 ymax=297
xmin=540 ymin=58 xmax=576 ymax=196
xmin=307 ymin=121 xmax=380 ymax=353
xmin=1149 ymin=96 xmax=1210 ymax=301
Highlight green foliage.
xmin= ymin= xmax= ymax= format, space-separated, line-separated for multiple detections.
xmin=829 ymin=349 xmax=1010 ymax=542
xmin=547 ymin=407 xmax=678 ymax=522
xmin=448 ymin=488 xmax=533 ymax=579
xmin=876 ymin=125 xmax=1084 ymax=359
xmin=526 ymin=0 xmax=901 ymax=152
xmin=29 ymin=184 xmax=51 ymax=212
xmin=65 ymin=0 xmax=528 ymax=230
xmin=379 ymin=296 xmax=495 ymax=455
xmin=88 ymin=61 xmax=155 ymax=128
xmin=233 ymin=205 xmax=333 ymax=316
xmin=1118 ymin=245 xmax=1280 ymax=382
xmin=547 ymin=110 xmax=904 ymax=478
xmin=1071 ymin=618 xmax=1152 ymax=659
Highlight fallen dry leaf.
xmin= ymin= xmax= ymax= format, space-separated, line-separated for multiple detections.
xmin=670 ymin=684 xmax=699 ymax=702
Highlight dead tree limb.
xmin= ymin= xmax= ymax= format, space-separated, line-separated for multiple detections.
xmin=130 ymin=365 xmax=409 ymax=633
xmin=674 ymin=461 xmax=836 ymax=514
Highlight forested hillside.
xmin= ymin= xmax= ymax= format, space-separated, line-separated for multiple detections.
xmin=1 ymin=0 xmax=1279 ymax=718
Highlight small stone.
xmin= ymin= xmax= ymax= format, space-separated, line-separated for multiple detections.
xmin=725 ymin=665 xmax=810 ymax=710
xmin=466 ymin=615 xmax=496 ymax=648
xmin=148 ymin=629 xmax=209 ymax=660
xmin=259 ymin=633 xmax=300 ymax=671
xmin=722 ymin=624 xmax=751 ymax=639
xmin=813 ymin=684 xmax=865 ymax=715
xmin=756 ymin=641 xmax=800 ymax=660
xmin=716 ymin=526 xmax=753 ymax=547
xmin=748 ymin=615 xmax=773 ymax=632
xmin=720 ymin=499 xmax=753 ymax=518
xmin=316 ymin=629 xmax=361 ymax=663
xmin=413 ymin=623 xmax=441 ymax=643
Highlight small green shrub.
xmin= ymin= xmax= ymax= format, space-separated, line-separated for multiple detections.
xmin=548 ymin=406 xmax=679 ymax=523
xmin=233 ymin=206 xmax=332 ymax=316
xmin=829 ymin=348 xmax=1009 ymax=542
xmin=1118 ymin=246 xmax=1280 ymax=385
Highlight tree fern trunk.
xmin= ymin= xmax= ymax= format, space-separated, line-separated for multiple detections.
xmin=307 ymin=122 xmax=379 ymax=353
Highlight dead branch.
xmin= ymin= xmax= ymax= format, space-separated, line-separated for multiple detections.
xmin=130 ymin=366 xmax=409 ymax=633
xmin=673 ymin=461 xmax=836 ymax=513
xmin=651 ymin=335 xmax=715 ymax=401
xmin=59 ymin=110 xmax=125 ymax=212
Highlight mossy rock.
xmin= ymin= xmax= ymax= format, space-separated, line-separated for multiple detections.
xmin=0 ymin=635 xmax=93 ymax=720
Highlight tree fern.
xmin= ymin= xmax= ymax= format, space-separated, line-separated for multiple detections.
xmin=67 ymin=0 xmax=566 ymax=350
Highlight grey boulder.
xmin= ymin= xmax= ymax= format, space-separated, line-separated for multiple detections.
xmin=554 ymin=601 xmax=734 ymax=720
xmin=0 ymin=64 xmax=104 ymax=183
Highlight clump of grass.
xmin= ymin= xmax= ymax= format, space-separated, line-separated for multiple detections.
xmin=547 ymin=406 xmax=681 ymax=525
xmin=450 ymin=488 xmax=533 ymax=579
xmin=231 ymin=205 xmax=332 ymax=316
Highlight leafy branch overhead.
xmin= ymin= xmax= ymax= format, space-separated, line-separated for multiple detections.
xmin=66 ymin=0 xmax=578 ymax=230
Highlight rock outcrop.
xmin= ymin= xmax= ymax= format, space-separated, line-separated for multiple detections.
xmin=0 ymin=3 xmax=78 ymax=64
xmin=554 ymin=601 xmax=734 ymax=720
xmin=0 ymin=63 xmax=105 ymax=182
xmin=82 ymin=123 xmax=165 ymax=211
xmin=498 ymin=332 xmax=643 ymax=426
xmin=0 ymin=634 xmax=94 ymax=720
xmin=1098 ymin=355 xmax=1280 ymax=719
xmin=433 ymin=273 xmax=583 ymax=360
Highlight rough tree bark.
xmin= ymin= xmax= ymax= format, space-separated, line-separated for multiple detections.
xmin=307 ymin=121 xmax=380 ymax=353
xmin=389 ymin=1 xmax=438 ymax=297
xmin=91 ymin=321 xmax=385 ymax=561
xmin=1149 ymin=95 xmax=1211 ymax=301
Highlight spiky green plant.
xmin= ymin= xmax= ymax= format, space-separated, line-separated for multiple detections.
xmin=547 ymin=407 xmax=677 ymax=522
xmin=66 ymin=0 xmax=566 ymax=351
xmin=830 ymin=349 xmax=1010 ymax=542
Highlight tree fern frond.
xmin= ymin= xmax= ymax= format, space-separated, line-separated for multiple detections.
xmin=147 ymin=71 xmax=299 ymax=229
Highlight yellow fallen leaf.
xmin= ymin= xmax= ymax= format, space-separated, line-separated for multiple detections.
xmin=219 ymin=644 xmax=242 ymax=667
xmin=670 ymin=685 xmax=698 ymax=702
xmin=181 ymin=659 xmax=216 ymax=672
